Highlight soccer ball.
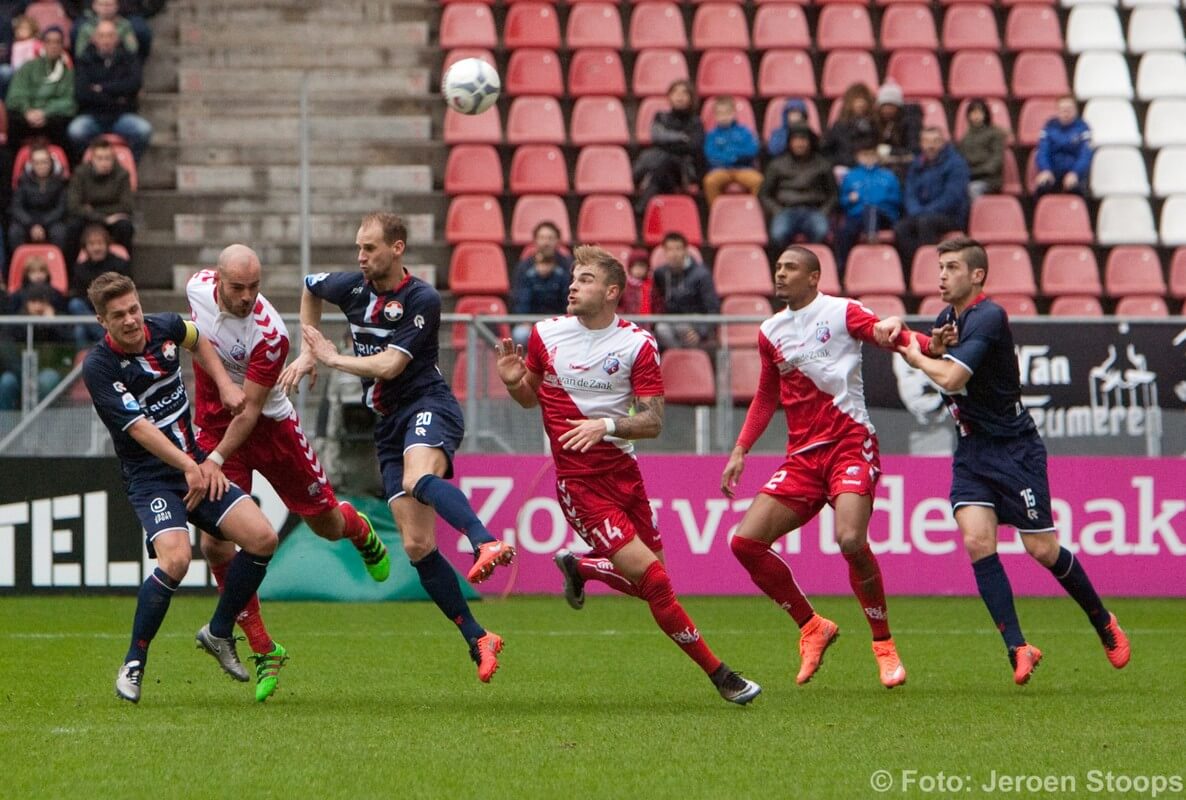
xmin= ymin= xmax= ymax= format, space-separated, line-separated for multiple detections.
xmin=442 ymin=58 xmax=501 ymax=115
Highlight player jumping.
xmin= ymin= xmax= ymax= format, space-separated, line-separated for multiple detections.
xmin=187 ymin=244 xmax=392 ymax=702
xmin=720 ymin=246 xmax=933 ymax=689
xmin=883 ymin=236 xmax=1131 ymax=684
xmin=82 ymin=272 xmax=280 ymax=703
xmin=277 ymin=213 xmax=514 ymax=682
xmin=496 ymin=245 xmax=761 ymax=705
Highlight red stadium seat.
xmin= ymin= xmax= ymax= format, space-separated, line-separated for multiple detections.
xmin=885 ymin=50 xmax=944 ymax=98
xmin=1169 ymin=248 xmax=1186 ymax=299
xmin=707 ymin=196 xmax=767 ymax=245
xmin=753 ymin=4 xmax=811 ymax=49
xmin=857 ymin=295 xmax=908 ymax=318
xmin=445 ymin=145 xmax=504 ymax=194
xmin=629 ymin=2 xmax=688 ymax=49
xmin=714 ymin=245 xmax=774 ymax=296
xmin=720 ymin=295 xmax=773 ymax=348
xmin=504 ymin=2 xmax=561 ymax=48
xmin=634 ymin=97 xmax=670 ymax=146
xmin=953 ymin=97 xmax=1013 ymax=143
xmin=692 ymin=3 xmax=750 ymax=49
xmin=449 ymin=243 xmax=511 ymax=295
xmin=1114 ymin=296 xmax=1169 ymax=317
xmin=757 ymin=51 xmax=816 ymax=98
xmin=729 ymin=347 xmax=762 ymax=405
xmin=701 ymin=97 xmax=757 ymax=135
xmin=999 ymin=149 xmax=1023 ymax=195
xmin=649 ymin=243 xmax=705 ymax=268
xmin=1049 ymin=296 xmax=1104 ymax=316
xmin=566 ymin=3 xmax=624 ymax=48
xmin=510 ymin=194 xmax=571 ymax=246
xmin=577 ymin=195 xmax=637 ymax=245
xmin=941 ymin=4 xmax=1000 ymax=50
xmin=574 ymin=146 xmax=634 ymax=194
xmin=881 ymin=5 xmax=939 ymax=51
xmin=1005 ymin=4 xmax=1063 ymax=51
xmin=1041 ymin=246 xmax=1101 ymax=297
xmin=983 ymin=245 xmax=1036 ymax=295
xmin=445 ymin=196 xmax=505 ymax=244
xmin=910 ymin=245 xmax=940 ymax=294
xmin=633 ymin=50 xmax=690 ymax=97
xmin=916 ymin=98 xmax=950 ymax=138
xmin=1012 ymin=51 xmax=1069 ymax=99
xmin=1017 ymin=98 xmax=1059 ymax=147
xmin=1105 ymin=246 xmax=1167 ymax=297
xmin=643 ymin=195 xmax=703 ymax=246
xmin=844 ymin=245 xmax=906 ymax=295
xmin=696 ymin=49 xmax=754 ymax=97
xmin=661 ymin=349 xmax=716 ymax=405
xmin=821 ymin=50 xmax=879 ymax=98
xmin=993 ymin=294 xmax=1038 ymax=317
xmin=452 ymin=351 xmax=509 ymax=402
xmin=506 ymin=97 xmax=566 ymax=144
xmin=6 ymin=243 xmax=67 ymax=294
xmin=968 ymin=195 xmax=1027 ymax=244
xmin=509 ymin=145 xmax=569 ymax=194
xmin=568 ymin=49 xmax=627 ymax=97
xmin=817 ymin=4 xmax=875 ymax=50
xmin=948 ymin=51 xmax=1007 ymax=98
xmin=1032 ymin=195 xmax=1094 ymax=245
xmin=442 ymin=48 xmax=496 ymax=74
xmin=917 ymin=295 xmax=948 ymax=316
xmin=570 ymin=97 xmax=630 ymax=146
xmin=440 ymin=3 xmax=497 ymax=48
xmin=762 ymin=98 xmax=822 ymax=141
xmin=452 ymin=296 xmax=510 ymax=351
xmin=505 ymin=49 xmax=564 ymax=96
xmin=444 ymin=107 xmax=502 ymax=145
xmin=802 ymin=244 xmax=843 ymax=294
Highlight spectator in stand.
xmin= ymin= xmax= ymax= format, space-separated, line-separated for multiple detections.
xmin=766 ymin=98 xmax=812 ymax=159
xmin=874 ymin=82 xmax=922 ymax=172
xmin=116 ymin=0 xmax=165 ymax=59
xmin=702 ymin=96 xmax=763 ymax=207
xmin=512 ymin=220 xmax=572 ymax=287
xmin=894 ymin=127 xmax=970 ymax=265
xmin=67 ymin=223 xmax=130 ymax=347
xmin=67 ymin=137 xmax=134 ymax=256
xmin=9 ymin=145 xmax=70 ymax=255
xmin=74 ymin=0 xmax=140 ymax=57
xmin=510 ymin=230 xmax=570 ymax=347
xmin=835 ymin=138 xmax=902 ymax=272
xmin=0 ymin=282 xmax=74 ymax=407
xmin=8 ymin=254 xmax=66 ymax=312
xmin=10 ymin=15 xmax=42 ymax=69
xmin=634 ymin=80 xmax=704 ymax=212
xmin=620 ymin=248 xmax=653 ymax=317
xmin=5 ymin=25 xmax=75 ymax=150
xmin=69 ymin=19 xmax=153 ymax=161
xmin=821 ymin=83 xmax=877 ymax=170
xmin=1035 ymin=95 xmax=1093 ymax=199
xmin=958 ymin=99 xmax=1006 ymax=201
xmin=650 ymin=232 xmax=719 ymax=351
xmin=760 ymin=124 xmax=837 ymax=249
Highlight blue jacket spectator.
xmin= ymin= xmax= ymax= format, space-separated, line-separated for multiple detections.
xmin=704 ymin=119 xmax=759 ymax=170
xmin=894 ymin=128 xmax=970 ymax=264
xmin=766 ymin=98 xmax=811 ymax=158
xmin=1035 ymin=96 xmax=1093 ymax=197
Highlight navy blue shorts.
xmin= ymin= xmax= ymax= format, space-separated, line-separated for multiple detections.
xmin=127 ymin=477 xmax=252 ymax=557
xmin=375 ymin=390 xmax=466 ymax=502
xmin=951 ymin=432 xmax=1055 ymax=532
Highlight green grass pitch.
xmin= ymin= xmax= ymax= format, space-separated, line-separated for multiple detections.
xmin=2 ymin=595 xmax=1183 ymax=799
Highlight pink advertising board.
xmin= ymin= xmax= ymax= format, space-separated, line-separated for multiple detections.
xmin=439 ymin=455 xmax=1186 ymax=597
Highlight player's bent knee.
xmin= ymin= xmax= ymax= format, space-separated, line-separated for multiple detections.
xmin=833 ymin=527 xmax=868 ymax=553
xmin=403 ymin=540 xmax=434 ymax=562
xmin=198 ymin=532 xmax=234 ymax=564
xmin=1023 ymin=533 xmax=1059 ymax=566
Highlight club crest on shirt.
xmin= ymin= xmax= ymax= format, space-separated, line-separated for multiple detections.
xmin=602 ymin=355 xmax=621 ymax=375
xmin=383 ymin=300 xmax=404 ymax=321
xmin=230 ymin=342 xmax=247 ymax=361
xmin=815 ymin=324 xmax=831 ymax=344
xmin=162 ymin=340 xmax=177 ymax=360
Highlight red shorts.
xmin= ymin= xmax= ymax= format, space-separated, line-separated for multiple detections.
xmin=760 ymin=434 xmax=881 ymax=521
xmin=197 ymin=411 xmax=338 ymax=518
xmin=555 ymin=462 xmax=662 ymax=558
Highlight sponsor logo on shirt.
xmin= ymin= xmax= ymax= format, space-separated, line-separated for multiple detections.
xmin=413 ymin=314 xmax=425 ymax=329
xmin=307 ymin=272 xmax=329 ymax=286
xmin=121 ymin=392 xmax=139 ymax=411
xmin=545 ymin=374 xmax=614 ymax=392
xmin=778 ymin=348 xmax=832 ymax=372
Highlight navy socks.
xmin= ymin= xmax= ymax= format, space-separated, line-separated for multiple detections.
xmin=412 ymin=474 xmax=496 ymax=549
xmin=126 ymin=567 xmax=179 ymax=665
xmin=1048 ymin=547 xmax=1109 ymax=633
xmin=209 ymin=550 xmax=272 ymax=639
xmin=972 ymin=554 xmax=1026 ymax=649
xmin=412 ymin=548 xmax=485 ymax=643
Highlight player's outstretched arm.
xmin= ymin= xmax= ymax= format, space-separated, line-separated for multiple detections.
xmin=188 ymin=333 xmax=246 ymax=415
xmin=302 ymin=324 xmax=410 ymax=381
xmin=898 ymin=336 xmax=971 ymax=393
xmin=496 ymin=338 xmax=541 ymax=408
xmin=278 ymin=288 xmax=324 ymax=393
xmin=206 ymin=379 xmax=269 ymax=467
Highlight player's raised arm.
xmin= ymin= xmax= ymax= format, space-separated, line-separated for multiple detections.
xmin=496 ymin=337 xmax=541 ymax=408
xmin=277 ymin=286 xmax=324 ymax=393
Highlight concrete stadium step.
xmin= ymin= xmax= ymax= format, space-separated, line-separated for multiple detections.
xmin=176 ymin=2 xmax=433 ymax=21
xmin=178 ymin=21 xmax=431 ymax=48
xmin=172 ymin=213 xmax=435 ymax=245
xmin=177 ymin=67 xmax=429 ymax=95
xmin=169 ymin=263 xmax=439 ymax=294
xmin=177 ymin=115 xmax=431 ymax=144
xmin=175 ymin=45 xmax=433 ymax=70
xmin=175 ymin=164 xmax=432 ymax=194
xmin=169 ymin=94 xmax=437 ymax=120
xmin=171 ymin=141 xmax=446 ymax=173
xmin=140 ymin=190 xmax=442 ymax=229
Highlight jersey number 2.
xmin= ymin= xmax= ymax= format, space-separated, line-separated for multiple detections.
xmin=764 ymin=470 xmax=787 ymax=491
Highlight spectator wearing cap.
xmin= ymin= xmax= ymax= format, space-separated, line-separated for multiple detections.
xmin=69 ymin=19 xmax=153 ymax=161
xmin=874 ymin=82 xmax=922 ymax=171
xmin=957 ymin=99 xmax=1007 ymax=201
xmin=4 ymin=25 xmax=75 ymax=150
xmin=835 ymin=138 xmax=901 ymax=271
xmin=895 ymin=127 xmax=970 ymax=265
xmin=760 ymin=123 xmax=837 ymax=249
xmin=766 ymin=98 xmax=812 ymax=159
xmin=702 ymin=95 xmax=763 ymax=207
xmin=1035 ymin=95 xmax=1092 ymax=199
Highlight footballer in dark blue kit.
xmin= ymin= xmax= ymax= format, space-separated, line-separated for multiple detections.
xmin=277 ymin=213 xmax=515 ymax=683
xmin=82 ymin=273 xmax=282 ymax=704
xmin=892 ymin=238 xmax=1131 ymax=685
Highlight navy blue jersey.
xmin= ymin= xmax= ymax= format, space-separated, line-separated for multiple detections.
xmin=304 ymin=270 xmax=449 ymax=414
xmin=934 ymin=295 xmax=1037 ymax=438
xmin=83 ymin=313 xmax=203 ymax=483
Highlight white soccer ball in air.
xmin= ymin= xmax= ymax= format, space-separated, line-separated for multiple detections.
xmin=442 ymin=58 xmax=501 ymax=115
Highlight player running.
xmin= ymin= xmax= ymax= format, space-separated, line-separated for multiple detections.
xmin=496 ymin=245 xmax=761 ymax=705
xmin=187 ymin=244 xmax=392 ymax=702
xmin=81 ymin=272 xmax=280 ymax=703
xmin=277 ymin=213 xmax=514 ymax=682
xmin=884 ymin=236 xmax=1130 ymax=684
xmin=720 ymin=246 xmax=933 ymax=689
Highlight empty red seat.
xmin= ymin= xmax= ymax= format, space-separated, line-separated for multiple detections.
xmin=942 ymin=4 xmax=999 ymax=50
xmin=917 ymin=295 xmax=948 ymax=316
xmin=445 ymin=195 xmax=505 ymax=244
xmin=6 ymin=243 xmax=67 ymax=294
xmin=570 ymin=97 xmax=630 ymax=146
xmin=577 ymin=195 xmax=637 ymax=244
xmin=858 ymin=295 xmax=908 ymax=317
xmin=982 ymin=245 xmax=1036 ymax=294
xmin=885 ymin=50 xmax=944 ymax=97
xmin=634 ymin=96 xmax=670 ymax=145
xmin=845 ymin=245 xmax=906 ymax=294
xmin=993 ymin=294 xmax=1038 ymax=317
xmin=1114 ymin=296 xmax=1169 ymax=317
xmin=568 ymin=49 xmax=627 ymax=97
xmin=692 ymin=3 xmax=750 ymax=48
xmin=881 ymin=5 xmax=938 ymax=50
xmin=444 ymin=107 xmax=502 ymax=145
xmin=729 ymin=348 xmax=762 ymax=406
xmin=714 ymin=245 xmax=775 ymax=296
xmin=440 ymin=3 xmax=497 ymax=48
xmin=802 ymin=244 xmax=843 ymax=294
xmin=696 ymin=49 xmax=754 ymax=97
xmin=643 ymin=195 xmax=703 ymax=245
xmin=821 ymin=50 xmax=879 ymax=97
xmin=442 ymin=48 xmax=495 ymax=75
xmin=758 ymin=50 xmax=816 ymax=98
xmin=1032 ymin=195 xmax=1094 ymax=245
xmin=452 ymin=351 xmax=509 ymax=402
xmin=700 ymin=96 xmax=757 ymax=135
xmin=633 ymin=50 xmax=690 ymax=97
xmin=511 ymin=195 xmax=571 ymax=245
xmin=1005 ymin=4 xmax=1062 ymax=51
xmin=566 ymin=3 xmax=624 ymax=48
xmin=916 ymin=97 xmax=950 ymax=138
xmin=953 ymin=97 xmax=1013 ymax=142
xmin=1049 ymin=296 xmax=1104 ymax=316
xmin=1170 ymin=248 xmax=1186 ymax=299
xmin=721 ymin=296 xmax=772 ymax=348
xmin=1012 ymin=51 xmax=1069 ymax=99
xmin=574 ymin=146 xmax=633 ymax=194
xmin=910 ymin=245 xmax=940 ymax=294
xmin=452 ymin=296 xmax=510 ymax=351
xmin=1000 ymin=149 xmax=1023 ymax=195
xmin=505 ymin=49 xmax=563 ymax=96
xmin=444 ymin=145 xmax=503 ymax=195
xmin=968 ymin=195 xmax=1027 ymax=244
xmin=661 ymin=349 xmax=716 ymax=405
xmin=629 ymin=2 xmax=687 ymax=49
xmin=1105 ymin=246 xmax=1167 ymax=297
xmin=948 ymin=51 xmax=1007 ymax=98
xmin=650 ymin=243 xmax=705 ymax=268
xmin=1041 ymin=246 xmax=1101 ymax=296
xmin=449 ymin=243 xmax=511 ymax=295
xmin=506 ymin=97 xmax=565 ymax=144
xmin=1016 ymin=98 xmax=1059 ymax=147
xmin=509 ymin=145 xmax=569 ymax=194
xmin=753 ymin=4 xmax=811 ymax=49
xmin=708 ymin=196 xmax=767 ymax=245
xmin=818 ymin=4 xmax=875 ymax=50
xmin=504 ymin=2 xmax=561 ymax=48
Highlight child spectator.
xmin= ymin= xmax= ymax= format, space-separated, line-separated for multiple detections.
xmin=621 ymin=248 xmax=653 ymax=316
xmin=10 ymin=15 xmax=43 ymax=71
xmin=836 ymin=138 xmax=902 ymax=271
xmin=702 ymin=96 xmax=763 ymax=206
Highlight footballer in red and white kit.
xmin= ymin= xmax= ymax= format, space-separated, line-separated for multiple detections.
xmin=497 ymin=245 xmax=762 ymax=705
xmin=721 ymin=246 xmax=935 ymax=691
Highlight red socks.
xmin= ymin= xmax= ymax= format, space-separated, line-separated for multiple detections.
xmin=843 ymin=543 xmax=891 ymax=640
xmin=576 ymin=556 xmax=640 ymax=597
xmin=338 ymin=501 xmax=371 ymax=547
xmin=209 ymin=560 xmax=274 ymax=654
xmin=730 ymin=535 xmax=816 ymax=627
xmin=637 ymin=560 xmax=722 ymax=676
